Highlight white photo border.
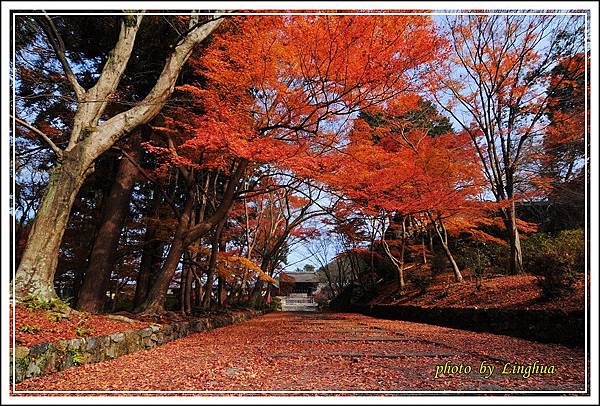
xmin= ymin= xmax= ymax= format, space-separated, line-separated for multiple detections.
xmin=1 ymin=1 xmax=598 ymax=405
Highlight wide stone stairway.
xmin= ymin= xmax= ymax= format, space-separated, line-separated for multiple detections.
xmin=280 ymin=292 xmax=319 ymax=312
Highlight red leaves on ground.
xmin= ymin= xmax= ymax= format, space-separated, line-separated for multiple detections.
xmin=368 ymin=271 xmax=585 ymax=311
xmin=14 ymin=312 xmax=584 ymax=393
xmin=11 ymin=305 xmax=149 ymax=348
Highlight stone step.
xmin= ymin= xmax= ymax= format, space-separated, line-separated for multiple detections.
xmin=281 ymin=303 xmax=319 ymax=312
xmin=288 ymin=292 xmax=309 ymax=297
xmin=282 ymin=304 xmax=315 ymax=308
xmin=282 ymin=301 xmax=318 ymax=305
xmin=282 ymin=299 xmax=315 ymax=303
xmin=282 ymin=307 xmax=318 ymax=312
xmin=282 ymin=302 xmax=318 ymax=306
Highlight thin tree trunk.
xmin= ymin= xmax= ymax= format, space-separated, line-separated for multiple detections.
xmin=429 ymin=212 xmax=463 ymax=282
xmin=323 ymin=267 xmax=337 ymax=298
xmin=194 ymin=278 xmax=202 ymax=306
xmin=249 ymin=257 xmax=270 ymax=307
xmin=135 ymin=234 xmax=186 ymax=314
xmin=381 ymin=215 xmax=406 ymax=291
xmin=180 ymin=266 xmax=187 ymax=313
xmin=428 ymin=229 xmax=434 ymax=253
xmin=134 ymin=240 xmax=164 ymax=307
xmin=184 ymin=268 xmax=193 ymax=314
xmin=202 ymin=221 xmax=225 ymax=309
xmin=77 ymin=150 xmax=139 ymax=313
xmin=134 ymin=191 xmax=195 ymax=314
xmin=421 ymin=231 xmax=428 ymax=264
xmin=398 ymin=220 xmax=406 ymax=288
xmin=504 ymin=202 xmax=524 ymax=274
xmin=136 ymin=161 xmax=246 ymax=314
xmin=249 ymin=280 xmax=264 ymax=307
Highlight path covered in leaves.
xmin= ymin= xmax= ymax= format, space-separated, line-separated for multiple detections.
xmin=15 ymin=312 xmax=585 ymax=394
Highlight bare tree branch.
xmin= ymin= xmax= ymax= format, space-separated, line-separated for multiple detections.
xmin=41 ymin=12 xmax=86 ymax=100
xmin=13 ymin=116 xmax=63 ymax=159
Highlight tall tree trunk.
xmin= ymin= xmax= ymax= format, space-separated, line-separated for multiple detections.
xmin=421 ymin=231 xmax=428 ymax=264
xmin=134 ymin=239 xmax=165 ymax=307
xmin=217 ymin=276 xmax=225 ymax=306
xmin=133 ymin=190 xmax=195 ymax=314
xmin=134 ymin=160 xmax=246 ymax=314
xmin=179 ymin=266 xmax=187 ymax=313
xmin=180 ymin=263 xmax=193 ymax=314
xmin=428 ymin=229 xmax=434 ymax=253
xmin=249 ymin=257 xmax=270 ymax=307
xmin=194 ymin=278 xmax=202 ymax=306
xmin=135 ymin=234 xmax=186 ymax=314
xmin=77 ymin=151 xmax=139 ymax=313
xmin=133 ymin=186 xmax=165 ymax=307
xmin=249 ymin=280 xmax=264 ymax=307
xmin=14 ymin=153 xmax=92 ymax=300
xmin=185 ymin=269 xmax=193 ymax=314
xmin=323 ymin=266 xmax=337 ymax=298
xmin=438 ymin=237 xmax=463 ymax=283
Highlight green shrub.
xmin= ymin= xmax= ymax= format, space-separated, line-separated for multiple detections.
xmin=46 ymin=312 xmax=63 ymax=322
xmin=406 ymin=271 xmax=432 ymax=292
xmin=455 ymin=239 xmax=509 ymax=275
xmin=523 ymin=229 xmax=584 ymax=299
xmin=73 ymin=326 xmax=95 ymax=337
xmin=69 ymin=349 xmax=83 ymax=366
xmin=22 ymin=295 xmax=71 ymax=313
xmin=20 ymin=324 xmax=40 ymax=334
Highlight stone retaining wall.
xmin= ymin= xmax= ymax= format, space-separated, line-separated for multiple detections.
xmin=11 ymin=310 xmax=264 ymax=383
xmin=346 ymin=304 xmax=584 ymax=348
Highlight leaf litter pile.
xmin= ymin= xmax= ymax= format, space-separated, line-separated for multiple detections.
xmin=15 ymin=312 xmax=584 ymax=394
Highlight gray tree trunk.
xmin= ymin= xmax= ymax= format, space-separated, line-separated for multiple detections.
xmin=504 ymin=201 xmax=524 ymax=274
xmin=14 ymin=150 xmax=92 ymax=299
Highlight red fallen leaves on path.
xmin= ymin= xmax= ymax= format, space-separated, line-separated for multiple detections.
xmin=11 ymin=304 xmax=149 ymax=348
xmin=14 ymin=312 xmax=586 ymax=394
xmin=369 ymin=272 xmax=585 ymax=311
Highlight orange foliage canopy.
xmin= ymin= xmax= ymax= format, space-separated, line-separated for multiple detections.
xmin=316 ymin=111 xmax=486 ymax=219
xmin=148 ymin=15 xmax=444 ymax=176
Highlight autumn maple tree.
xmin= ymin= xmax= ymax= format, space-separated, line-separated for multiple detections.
xmin=429 ymin=14 xmax=586 ymax=274
xmin=115 ymin=14 xmax=444 ymax=313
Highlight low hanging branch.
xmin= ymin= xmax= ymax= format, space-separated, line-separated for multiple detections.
xmin=13 ymin=116 xmax=63 ymax=159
